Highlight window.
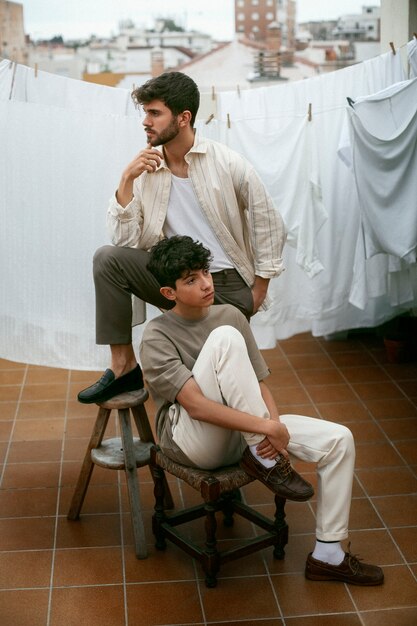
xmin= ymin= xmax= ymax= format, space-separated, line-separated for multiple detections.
xmin=266 ymin=12 xmax=274 ymax=20
xmin=237 ymin=0 xmax=244 ymax=6
xmin=252 ymin=25 xmax=260 ymax=32
xmin=237 ymin=12 xmax=245 ymax=20
xmin=251 ymin=0 xmax=259 ymax=5
xmin=252 ymin=12 xmax=259 ymax=20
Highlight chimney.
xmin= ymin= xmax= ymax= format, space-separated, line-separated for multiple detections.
xmin=151 ymin=47 xmax=164 ymax=77
xmin=266 ymin=21 xmax=281 ymax=51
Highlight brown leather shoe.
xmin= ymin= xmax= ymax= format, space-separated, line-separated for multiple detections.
xmin=239 ymin=447 xmax=314 ymax=501
xmin=305 ymin=547 xmax=384 ymax=585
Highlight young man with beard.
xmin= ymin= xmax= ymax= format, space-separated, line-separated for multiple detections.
xmin=78 ymin=71 xmax=286 ymax=405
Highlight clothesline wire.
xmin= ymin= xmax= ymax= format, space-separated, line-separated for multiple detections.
xmin=204 ymin=104 xmax=355 ymax=124
xmin=204 ymin=38 xmax=413 ymax=104
xmin=1 ymin=38 xmax=415 ymax=121
xmin=205 ymin=39 xmax=415 ymax=124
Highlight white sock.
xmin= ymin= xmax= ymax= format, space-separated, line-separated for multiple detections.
xmin=312 ymin=540 xmax=345 ymax=566
xmin=249 ymin=444 xmax=276 ymax=468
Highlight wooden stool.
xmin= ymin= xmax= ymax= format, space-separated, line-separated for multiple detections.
xmin=150 ymin=445 xmax=288 ymax=587
xmin=67 ymin=388 xmax=173 ymax=559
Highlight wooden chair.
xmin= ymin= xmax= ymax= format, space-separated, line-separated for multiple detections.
xmin=67 ymin=388 xmax=173 ymax=559
xmin=150 ymin=445 xmax=288 ymax=587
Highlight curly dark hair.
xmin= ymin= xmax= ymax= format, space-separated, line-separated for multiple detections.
xmin=132 ymin=72 xmax=200 ymax=126
xmin=147 ymin=236 xmax=212 ymax=288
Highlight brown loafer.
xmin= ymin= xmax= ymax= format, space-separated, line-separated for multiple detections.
xmin=305 ymin=547 xmax=384 ymax=585
xmin=239 ymin=447 xmax=314 ymax=501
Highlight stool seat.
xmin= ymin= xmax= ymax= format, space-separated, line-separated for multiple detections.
xmin=91 ymin=437 xmax=153 ymax=469
xmin=154 ymin=449 xmax=255 ymax=494
xmin=98 ymin=388 xmax=148 ymax=410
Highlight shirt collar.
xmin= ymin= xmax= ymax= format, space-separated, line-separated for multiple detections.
xmin=156 ymin=130 xmax=208 ymax=171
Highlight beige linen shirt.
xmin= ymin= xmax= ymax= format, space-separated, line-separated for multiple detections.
xmin=107 ymin=133 xmax=286 ymax=310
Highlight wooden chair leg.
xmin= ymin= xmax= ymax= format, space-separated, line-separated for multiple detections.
xmin=151 ymin=460 xmax=167 ymax=551
xmin=202 ymin=500 xmax=221 ymax=588
xmin=119 ymin=408 xmax=148 ymax=559
xmin=273 ymin=495 xmax=288 ymax=559
xmin=131 ymin=404 xmax=174 ymax=510
xmin=67 ymin=407 xmax=111 ymax=520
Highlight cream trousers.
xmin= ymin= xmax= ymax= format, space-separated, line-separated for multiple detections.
xmin=169 ymin=326 xmax=355 ymax=541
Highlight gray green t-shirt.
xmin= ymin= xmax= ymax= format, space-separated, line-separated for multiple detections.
xmin=139 ymin=304 xmax=270 ymax=438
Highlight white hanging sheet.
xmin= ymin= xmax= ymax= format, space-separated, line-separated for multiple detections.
xmin=347 ymin=77 xmax=417 ymax=262
xmin=337 ymin=78 xmax=417 ymax=310
xmin=200 ymin=116 xmax=326 ymax=277
xmin=0 ymin=58 xmax=136 ymax=115
xmin=199 ymin=49 xmax=412 ymax=346
xmin=0 ymin=49 xmax=415 ymax=368
xmin=0 ymin=97 xmax=144 ymax=369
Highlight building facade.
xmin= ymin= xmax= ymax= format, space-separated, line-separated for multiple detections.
xmin=234 ymin=0 xmax=296 ymax=49
xmin=235 ymin=0 xmax=278 ymax=40
xmin=0 ymin=0 xmax=26 ymax=63
xmin=333 ymin=5 xmax=381 ymax=41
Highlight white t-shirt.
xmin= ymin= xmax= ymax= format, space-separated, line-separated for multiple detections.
xmin=163 ymin=174 xmax=234 ymax=271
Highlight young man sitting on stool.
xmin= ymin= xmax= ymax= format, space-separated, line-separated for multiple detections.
xmin=139 ymin=235 xmax=384 ymax=586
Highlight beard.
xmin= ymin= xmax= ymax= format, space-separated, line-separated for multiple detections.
xmin=147 ymin=116 xmax=180 ymax=147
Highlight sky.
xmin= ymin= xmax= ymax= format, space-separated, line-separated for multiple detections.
xmin=22 ymin=1 xmax=381 ymax=41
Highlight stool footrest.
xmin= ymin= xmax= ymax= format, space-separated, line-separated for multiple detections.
xmin=91 ymin=437 xmax=153 ymax=469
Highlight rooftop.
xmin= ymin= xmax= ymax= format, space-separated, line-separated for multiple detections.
xmin=1 ymin=330 xmax=416 ymax=624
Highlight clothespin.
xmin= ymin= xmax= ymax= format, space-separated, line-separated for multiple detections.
xmin=389 ymin=41 xmax=396 ymax=55
xmin=9 ymin=61 xmax=17 ymax=99
xmin=205 ymin=113 xmax=215 ymax=125
xmin=237 ymin=84 xmax=241 ymax=98
xmin=307 ymin=102 xmax=312 ymax=122
xmin=34 ymin=63 xmax=38 ymax=78
xmin=211 ymin=85 xmax=216 ymax=100
xmin=413 ymin=32 xmax=417 ymax=39
xmin=227 ymin=113 xmax=231 ymax=129
xmin=132 ymin=83 xmax=136 ymax=91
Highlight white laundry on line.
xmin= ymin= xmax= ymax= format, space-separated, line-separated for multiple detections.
xmin=0 ymin=47 xmax=415 ymax=368
xmin=347 ymin=77 xmax=417 ymax=262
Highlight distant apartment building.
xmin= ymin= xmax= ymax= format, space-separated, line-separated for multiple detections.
xmin=333 ymin=5 xmax=380 ymax=41
xmin=235 ymin=0 xmax=296 ymax=46
xmin=297 ymin=21 xmax=338 ymax=43
xmin=235 ymin=0 xmax=295 ymax=82
xmin=117 ymin=19 xmax=213 ymax=55
xmin=296 ymin=5 xmax=381 ymax=73
xmin=276 ymin=0 xmax=296 ymax=51
xmin=0 ymin=0 xmax=26 ymax=63
xmin=28 ymin=20 xmax=212 ymax=84
xmin=235 ymin=0 xmax=278 ymax=40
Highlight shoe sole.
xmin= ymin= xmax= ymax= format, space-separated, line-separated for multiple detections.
xmin=305 ymin=572 xmax=384 ymax=585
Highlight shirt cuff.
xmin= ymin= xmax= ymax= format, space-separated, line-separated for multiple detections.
xmin=107 ymin=192 xmax=136 ymax=218
xmin=254 ymin=258 xmax=285 ymax=278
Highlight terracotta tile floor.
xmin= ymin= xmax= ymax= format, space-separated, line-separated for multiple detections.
xmin=1 ymin=331 xmax=416 ymax=626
